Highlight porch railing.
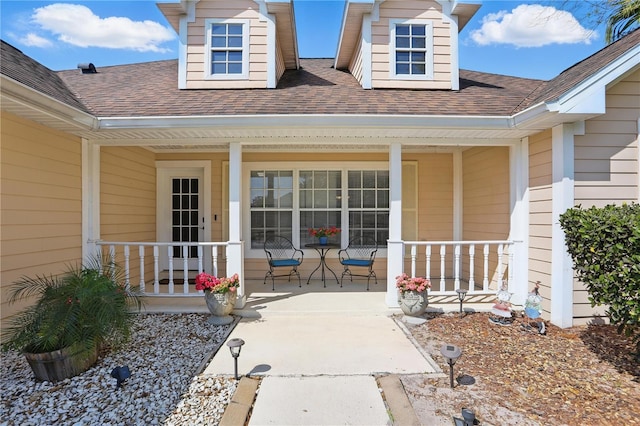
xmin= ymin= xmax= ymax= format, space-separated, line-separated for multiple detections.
xmin=95 ymin=241 xmax=228 ymax=297
xmin=404 ymin=240 xmax=515 ymax=296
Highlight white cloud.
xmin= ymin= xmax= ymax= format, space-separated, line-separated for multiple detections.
xmin=470 ymin=4 xmax=598 ymax=47
xmin=17 ymin=33 xmax=54 ymax=48
xmin=31 ymin=3 xmax=175 ymax=52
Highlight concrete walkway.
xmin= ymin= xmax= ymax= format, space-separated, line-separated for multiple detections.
xmin=203 ymin=280 xmax=440 ymax=425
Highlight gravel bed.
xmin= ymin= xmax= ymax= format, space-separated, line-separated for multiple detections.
xmin=0 ymin=313 xmax=237 ymax=426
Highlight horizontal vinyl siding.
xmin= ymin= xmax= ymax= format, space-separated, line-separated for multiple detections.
xmin=100 ymin=147 xmax=157 ymax=242
xmin=527 ymin=130 xmax=553 ymax=316
xmin=407 ymin=153 xmax=453 ymax=240
xmin=185 ymin=1 xmax=268 ymax=89
xmin=574 ymin=69 xmax=640 ymax=206
xmin=371 ymin=0 xmax=451 ymax=89
xmin=1 ymin=113 xmax=83 ymax=322
xmin=462 ymin=147 xmax=510 ymax=240
xmin=349 ymin=36 xmax=364 ymax=84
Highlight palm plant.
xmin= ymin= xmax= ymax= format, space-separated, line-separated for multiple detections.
xmin=605 ymin=0 xmax=640 ymax=43
xmin=1 ymin=256 xmax=142 ymax=355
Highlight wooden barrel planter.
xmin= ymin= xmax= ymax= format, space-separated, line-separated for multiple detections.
xmin=24 ymin=344 xmax=99 ymax=382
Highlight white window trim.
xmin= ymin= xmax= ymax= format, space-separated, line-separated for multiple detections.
xmin=243 ymin=162 xmax=389 ymax=259
xmin=204 ymin=18 xmax=250 ymax=80
xmin=389 ymin=19 xmax=434 ymax=81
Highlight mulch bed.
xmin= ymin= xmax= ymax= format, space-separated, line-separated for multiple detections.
xmin=406 ymin=311 xmax=640 ymax=425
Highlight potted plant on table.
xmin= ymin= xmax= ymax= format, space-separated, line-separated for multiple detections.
xmin=396 ymin=273 xmax=431 ymax=317
xmin=1 ymin=256 xmax=142 ymax=382
xmin=308 ymin=226 xmax=341 ymax=245
xmin=195 ymin=272 xmax=240 ymax=325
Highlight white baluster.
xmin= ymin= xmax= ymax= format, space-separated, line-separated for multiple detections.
xmin=454 ymin=244 xmax=460 ymax=290
xmin=198 ymin=245 xmax=203 ymax=274
xmin=483 ymin=244 xmax=489 ymax=291
xmin=468 ymin=244 xmax=475 ymax=292
xmin=168 ymin=246 xmax=174 ymax=294
xmin=497 ymin=244 xmax=504 ymax=289
xmin=410 ymin=245 xmax=417 ymax=278
xmin=182 ymin=245 xmax=189 ymax=294
xmin=508 ymin=243 xmax=514 ymax=291
xmin=153 ymin=246 xmax=160 ymax=294
xmin=426 ymin=245 xmax=432 ymax=281
xmin=139 ymin=245 xmax=146 ymax=293
xmin=439 ymin=245 xmax=446 ymax=291
xmin=212 ymin=246 xmax=219 ymax=277
xmin=123 ymin=245 xmax=130 ymax=290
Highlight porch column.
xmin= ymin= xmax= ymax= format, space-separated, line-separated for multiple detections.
xmin=509 ymin=139 xmax=530 ymax=305
xmin=82 ymin=139 xmax=100 ymax=260
xmin=228 ymin=142 xmax=246 ymax=308
xmin=551 ymin=124 xmax=575 ymax=328
xmin=386 ymin=143 xmax=403 ymax=307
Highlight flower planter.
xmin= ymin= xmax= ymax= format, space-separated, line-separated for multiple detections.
xmin=318 ymin=236 xmax=328 ymax=245
xmin=24 ymin=343 xmax=99 ymax=382
xmin=205 ymin=291 xmax=238 ymax=325
xmin=398 ymin=290 xmax=428 ymax=317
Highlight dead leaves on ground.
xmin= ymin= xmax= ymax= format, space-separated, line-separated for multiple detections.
xmin=408 ymin=312 xmax=640 ymax=425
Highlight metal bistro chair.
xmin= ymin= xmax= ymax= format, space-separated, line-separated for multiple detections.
xmin=263 ymin=236 xmax=304 ymax=291
xmin=338 ymin=235 xmax=378 ymax=290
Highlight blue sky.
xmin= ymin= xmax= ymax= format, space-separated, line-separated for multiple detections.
xmin=1 ymin=0 xmax=608 ymax=80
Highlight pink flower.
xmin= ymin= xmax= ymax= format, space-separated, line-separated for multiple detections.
xmin=195 ymin=272 xmax=239 ymax=293
xmin=395 ymin=273 xmax=431 ymax=293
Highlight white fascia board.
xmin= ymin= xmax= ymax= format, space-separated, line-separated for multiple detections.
xmin=548 ymin=47 xmax=639 ymax=114
xmin=97 ymin=114 xmax=514 ymax=130
xmin=1 ymin=75 xmax=98 ymax=129
xmin=334 ymin=0 xmax=375 ymax=69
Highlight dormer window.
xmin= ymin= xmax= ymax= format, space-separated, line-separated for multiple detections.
xmin=205 ymin=19 xmax=249 ymax=80
xmin=390 ymin=20 xmax=433 ymax=80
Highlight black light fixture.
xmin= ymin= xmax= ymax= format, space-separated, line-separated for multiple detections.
xmin=227 ymin=338 xmax=245 ymax=380
xmin=440 ymin=344 xmax=462 ymax=388
xmin=110 ymin=365 xmax=131 ymax=388
xmin=456 ymin=288 xmax=468 ymax=317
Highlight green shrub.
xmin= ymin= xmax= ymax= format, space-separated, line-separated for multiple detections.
xmin=559 ymin=203 xmax=639 ymax=358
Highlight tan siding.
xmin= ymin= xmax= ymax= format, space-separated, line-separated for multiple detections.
xmin=405 ymin=153 xmax=453 ymax=240
xmin=185 ymin=1 xmax=269 ymax=89
xmin=1 ymin=113 xmax=83 ymax=322
xmin=528 ymin=130 xmax=553 ymax=316
xmin=370 ymin=0 xmax=451 ymax=89
xmin=574 ymin=69 xmax=640 ymax=207
xmin=462 ymin=147 xmax=510 ymax=240
xmin=349 ymin=35 xmax=364 ymax=84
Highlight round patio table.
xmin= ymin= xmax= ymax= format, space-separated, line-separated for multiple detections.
xmin=305 ymin=243 xmax=340 ymax=287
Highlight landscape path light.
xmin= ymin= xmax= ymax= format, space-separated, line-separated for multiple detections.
xmin=440 ymin=344 xmax=462 ymax=388
xmin=227 ymin=338 xmax=245 ymax=380
xmin=456 ymin=288 xmax=468 ymax=317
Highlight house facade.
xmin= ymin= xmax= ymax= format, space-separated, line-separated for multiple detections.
xmin=1 ymin=0 xmax=638 ymax=328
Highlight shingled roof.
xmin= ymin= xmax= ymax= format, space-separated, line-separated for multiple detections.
xmin=55 ymin=59 xmax=543 ymax=118
xmin=0 ymin=41 xmax=89 ymax=114
xmin=2 ymin=28 xmax=639 ymax=120
xmin=523 ymin=28 xmax=640 ymax=109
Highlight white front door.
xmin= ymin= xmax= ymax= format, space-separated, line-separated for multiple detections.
xmin=157 ymin=164 xmax=211 ymax=271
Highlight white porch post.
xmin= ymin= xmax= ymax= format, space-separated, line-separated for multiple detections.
xmin=386 ymin=143 xmax=403 ymax=307
xmin=452 ymin=149 xmax=463 ymax=240
xmin=551 ymin=124 xmax=575 ymax=328
xmin=228 ymin=142 xmax=246 ymax=308
xmin=82 ymin=140 xmax=100 ymax=260
xmin=509 ymin=139 xmax=530 ymax=305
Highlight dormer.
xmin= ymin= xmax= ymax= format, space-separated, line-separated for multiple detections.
xmin=335 ymin=0 xmax=480 ymax=90
xmin=158 ymin=0 xmax=299 ymax=89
